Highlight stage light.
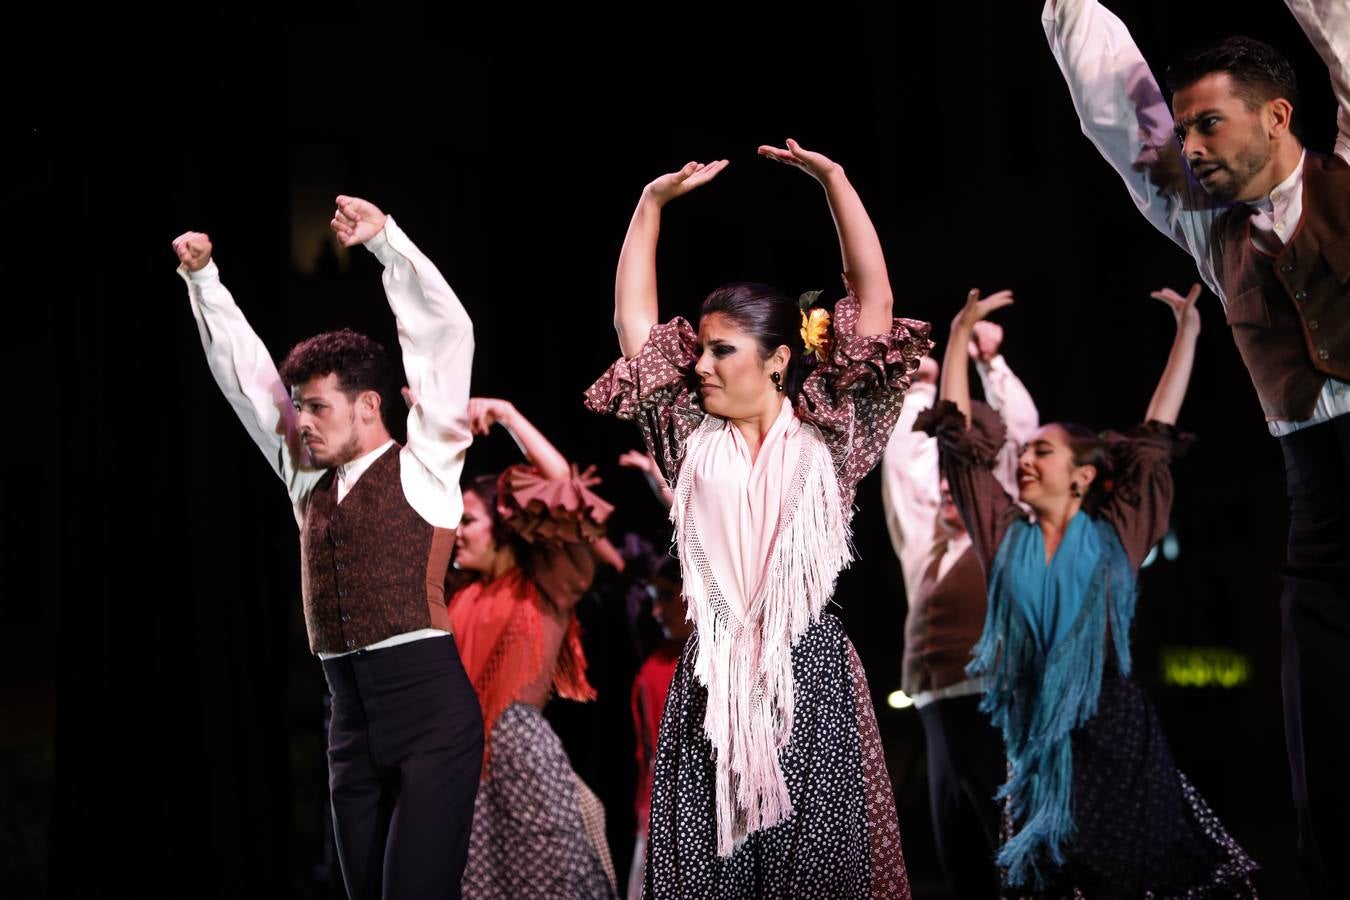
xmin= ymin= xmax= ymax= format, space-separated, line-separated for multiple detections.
xmin=1159 ymin=647 xmax=1251 ymax=689
xmin=887 ymin=690 xmax=914 ymax=709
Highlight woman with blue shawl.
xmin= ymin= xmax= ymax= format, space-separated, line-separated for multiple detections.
xmin=918 ymin=285 xmax=1258 ymax=899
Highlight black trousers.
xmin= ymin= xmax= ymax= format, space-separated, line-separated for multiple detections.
xmin=917 ymin=693 xmax=1005 ymax=900
xmin=1278 ymin=412 xmax=1350 ymax=900
xmin=322 ymin=635 xmax=484 ymax=900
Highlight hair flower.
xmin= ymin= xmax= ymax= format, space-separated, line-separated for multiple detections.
xmin=800 ymin=307 xmax=832 ymax=362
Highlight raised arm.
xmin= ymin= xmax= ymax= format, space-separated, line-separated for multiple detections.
xmin=1043 ymin=0 xmax=1224 ymax=291
xmin=173 ymin=231 xmax=321 ymax=517
xmin=1285 ymin=0 xmax=1350 ymax=162
xmin=758 ymin=139 xmax=894 ymax=335
xmin=1144 ymin=283 xmax=1203 ymax=425
xmin=469 ymin=398 xmax=570 ymax=481
xmin=939 ymin=289 xmax=1015 ymax=423
xmin=614 ymin=160 xmax=729 ymax=359
xmin=618 ymin=448 xmax=674 ymax=509
xmin=332 ymin=196 xmax=474 ymax=529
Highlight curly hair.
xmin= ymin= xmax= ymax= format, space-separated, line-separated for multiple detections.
xmin=1165 ymin=36 xmax=1300 ymax=133
xmin=278 ymin=328 xmax=398 ymax=431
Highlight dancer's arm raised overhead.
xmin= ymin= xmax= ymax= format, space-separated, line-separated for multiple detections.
xmin=758 ymin=139 xmax=894 ymax=334
xmin=939 ymin=289 xmax=1015 ymax=425
xmin=614 ymin=160 xmax=728 ymax=359
xmin=1144 ymin=283 xmax=1203 ymax=426
xmin=173 ymin=231 xmax=323 ymax=515
xmin=469 ymin=398 xmax=570 ymax=481
xmin=1284 ymin=0 xmax=1350 ymax=163
xmin=333 ymin=195 xmax=474 ymax=529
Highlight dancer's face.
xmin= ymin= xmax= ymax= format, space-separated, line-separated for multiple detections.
xmin=694 ymin=313 xmax=787 ymax=420
xmin=1016 ymin=425 xmax=1095 ymax=513
xmin=648 ymin=575 xmax=692 ymax=642
xmin=452 ymin=490 xmax=498 ymax=575
xmin=292 ymin=373 xmax=365 ymax=469
xmin=1172 ymin=73 xmax=1276 ymax=203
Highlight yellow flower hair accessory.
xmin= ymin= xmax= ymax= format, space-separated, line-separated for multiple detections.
xmin=798 ymin=290 xmax=832 ymax=362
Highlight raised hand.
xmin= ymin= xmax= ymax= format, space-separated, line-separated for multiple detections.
xmin=757 ymin=139 xmax=842 ymax=184
xmin=644 ymin=160 xmax=730 ymax=207
xmin=968 ymin=321 xmax=1005 ymax=364
xmin=468 ymin=397 xmax=516 ymax=437
xmin=330 ymin=195 xmax=388 ymax=247
xmin=952 ymin=288 xmax=1015 ymax=335
xmin=1149 ymin=283 xmax=1203 ymax=333
xmin=618 ymin=448 xmax=660 ymax=477
xmin=172 ymin=231 xmax=213 ymax=272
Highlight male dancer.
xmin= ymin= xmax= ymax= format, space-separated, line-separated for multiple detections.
xmin=173 ymin=196 xmax=482 ymax=899
xmin=882 ymin=317 xmax=1037 ymax=899
xmin=1043 ymin=0 xmax=1348 ymax=892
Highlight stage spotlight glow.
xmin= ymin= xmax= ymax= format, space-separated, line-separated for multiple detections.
xmin=887 ymin=690 xmax=915 ymax=709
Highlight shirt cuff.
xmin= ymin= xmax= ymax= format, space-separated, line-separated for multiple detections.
xmin=362 ymin=215 xmax=401 ymax=267
xmin=181 ymin=259 xmax=220 ymax=285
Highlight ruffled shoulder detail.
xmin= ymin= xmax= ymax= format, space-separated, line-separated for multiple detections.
xmin=796 ymin=292 xmax=932 ymax=436
xmin=583 ymin=318 xmax=700 ymax=420
xmin=1099 ymin=421 xmax=1194 ymax=508
xmin=914 ymin=399 xmax=1008 ymax=471
xmin=497 ymin=464 xmax=614 ymax=546
xmin=794 ymin=290 xmax=933 ymax=507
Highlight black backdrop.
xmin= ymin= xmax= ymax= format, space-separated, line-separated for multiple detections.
xmin=10 ymin=2 xmax=1338 ymax=896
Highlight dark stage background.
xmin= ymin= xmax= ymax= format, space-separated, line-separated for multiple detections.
xmin=10 ymin=2 xmax=1339 ymax=897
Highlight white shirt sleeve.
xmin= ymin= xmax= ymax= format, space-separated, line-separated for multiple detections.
xmin=1043 ymin=0 xmax=1228 ymax=299
xmin=363 ymin=217 xmax=474 ymax=530
xmin=181 ymin=260 xmax=323 ymax=522
xmin=881 ymin=383 xmax=941 ymax=601
xmin=977 ymin=355 xmax=1041 ymax=496
xmin=1285 ymin=0 xmax=1350 ymax=164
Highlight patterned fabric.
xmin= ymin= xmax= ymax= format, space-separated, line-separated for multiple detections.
xmin=583 ymin=292 xmax=932 ymax=511
xmin=462 ymin=703 xmax=616 ymax=899
xmin=642 ymin=615 xmax=910 ymax=899
xmin=1013 ymin=669 xmax=1259 ymax=899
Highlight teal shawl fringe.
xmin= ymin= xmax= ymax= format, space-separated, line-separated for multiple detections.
xmin=968 ymin=514 xmax=1137 ymax=889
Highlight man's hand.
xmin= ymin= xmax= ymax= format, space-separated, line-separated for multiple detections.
xmin=330 ymin=195 xmax=388 ymax=247
xmin=172 ymin=231 xmax=213 ymax=272
xmin=967 ymin=321 xmax=1004 ymax=364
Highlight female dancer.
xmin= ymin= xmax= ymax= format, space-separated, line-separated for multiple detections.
xmin=586 ymin=140 xmax=929 ymax=898
xmin=922 ymin=285 xmax=1258 ymax=897
xmin=449 ymin=397 xmax=618 ymax=899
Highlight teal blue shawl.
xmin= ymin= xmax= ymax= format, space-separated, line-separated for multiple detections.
xmin=968 ymin=512 xmax=1137 ymax=888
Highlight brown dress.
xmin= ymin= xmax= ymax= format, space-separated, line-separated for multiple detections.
xmin=920 ymin=401 xmax=1259 ymax=899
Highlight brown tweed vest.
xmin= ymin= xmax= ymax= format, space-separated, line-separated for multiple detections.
xmin=300 ymin=445 xmax=455 ymax=655
xmin=1215 ymin=153 xmax=1350 ymax=422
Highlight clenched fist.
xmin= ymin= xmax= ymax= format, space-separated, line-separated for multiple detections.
xmin=172 ymin=231 xmax=213 ymax=272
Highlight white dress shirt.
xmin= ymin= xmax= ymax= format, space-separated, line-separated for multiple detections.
xmin=180 ymin=216 xmax=475 ymax=656
xmin=1044 ymin=0 xmax=1350 ymax=434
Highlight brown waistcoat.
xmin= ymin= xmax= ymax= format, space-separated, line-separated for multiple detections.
xmin=1215 ymin=152 xmax=1350 ymax=422
xmin=902 ymin=541 xmax=988 ymax=697
xmin=300 ymin=445 xmax=455 ymax=655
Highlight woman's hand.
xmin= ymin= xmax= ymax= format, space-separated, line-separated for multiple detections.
xmin=1149 ymin=283 xmax=1202 ymax=335
xmin=951 ymin=288 xmax=1014 ymax=335
xmin=643 ymin=160 xmax=729 ymax=207
xmin=757 ymin=138 xmax=841 ymax=184
xmin=468 ymin=397 xmax=516 ymax=437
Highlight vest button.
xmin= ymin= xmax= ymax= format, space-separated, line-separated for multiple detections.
xmin=1318 ymin=349 xmax=1330 ymax=360
xmin=1309 ymin=319 xmax=1320 ymax=330
xmin=1294 ymin=290 xmax=1308 ymax=302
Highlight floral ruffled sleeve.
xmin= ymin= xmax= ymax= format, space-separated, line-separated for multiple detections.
xmin=1096 ymin=422 xmax=1191 ymax=569
xmin=496 ymin=464 xmax=614 ymax=611
xmin=795 ymin=291 xmax=933 ymax=510
xmin=583 ymin=318 xmax=706 ymax=486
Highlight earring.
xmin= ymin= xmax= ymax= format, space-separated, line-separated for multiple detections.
xmin=1070 ymin=482 xmax=1082 ymax=499
xmin=770 ymin=371 xmax=784 ymax=392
